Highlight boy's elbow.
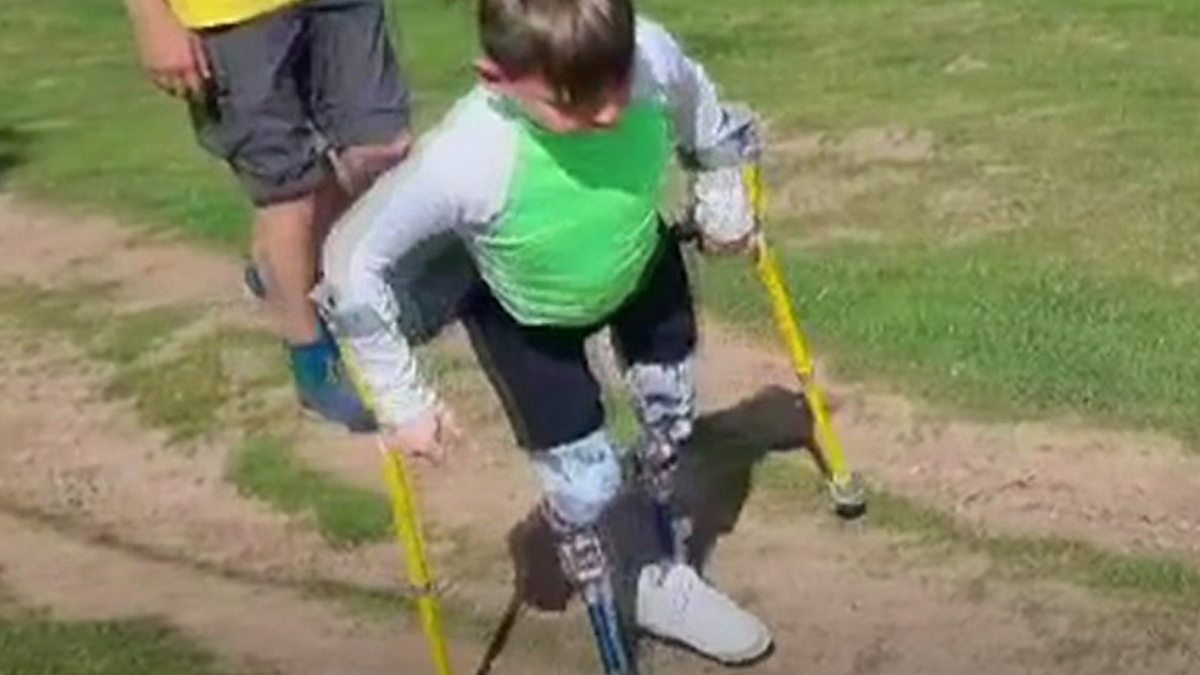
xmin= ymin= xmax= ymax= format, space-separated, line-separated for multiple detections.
xmin=684 ymin=105 xmax=762 ymax=171
xmin=312 ymin=226 xmax=386 ymax=330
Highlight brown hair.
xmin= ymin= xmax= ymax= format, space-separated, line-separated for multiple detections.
xmin=479 ymin=0 xmax=635 ymax=107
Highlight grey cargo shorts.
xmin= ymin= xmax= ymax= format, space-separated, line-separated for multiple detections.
xmin=189 ymin=0 xmax=410 ymax=206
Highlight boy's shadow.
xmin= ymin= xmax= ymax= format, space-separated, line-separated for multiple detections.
xmin=476 ymin=385 xmax=816 ymax=673
xmin=0 ymin=127 xmax=31 ymax=185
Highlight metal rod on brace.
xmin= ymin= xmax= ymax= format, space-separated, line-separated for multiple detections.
xmin=639 ymin=431 xmax=691 ymax=564
xmin=583 ymin=578 xmax=636 ymax=674
xmin=547 ymin=506 xmax=639 ymax=675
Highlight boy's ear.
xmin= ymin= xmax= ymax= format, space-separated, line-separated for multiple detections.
xmin=474 ymin=58 xmax=507 ymax=84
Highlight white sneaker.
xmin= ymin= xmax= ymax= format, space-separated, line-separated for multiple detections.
xmin=635 ymin=562 xmax=772 ymax=664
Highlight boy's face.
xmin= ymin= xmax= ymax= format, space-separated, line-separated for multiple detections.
xmin=477 ymin=59 xmax=631 ymax=133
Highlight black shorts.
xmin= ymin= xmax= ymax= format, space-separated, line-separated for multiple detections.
xmin=463 ymin=236 xmax=697 ymax=451
xmin=189 ymin=0 xmax=409 ymax=206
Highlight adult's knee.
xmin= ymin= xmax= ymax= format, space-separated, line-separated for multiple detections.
xmin=335 ymin=133 xmax=413 ymax=194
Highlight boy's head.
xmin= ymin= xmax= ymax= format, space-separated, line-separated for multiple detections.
xmin=477 ymin=0 xmax=635 ymax=133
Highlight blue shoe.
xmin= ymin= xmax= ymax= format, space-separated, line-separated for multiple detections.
xmin=289 ymin=334 xmax=378 ymax=433
xmin=249 ymin=262 xmax=371 ymax=431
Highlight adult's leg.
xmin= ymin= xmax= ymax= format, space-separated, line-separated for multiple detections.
xmin=307 ymin=0 xmax=412 ymax=197
xmin=191 ymin=8 xmax=374 ymax=429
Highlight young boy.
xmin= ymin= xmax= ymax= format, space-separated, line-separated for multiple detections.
xmin=123 ymin=0 xmax=411 ymax=431
xmin=320 ymin=0 xmax=772 ymax=664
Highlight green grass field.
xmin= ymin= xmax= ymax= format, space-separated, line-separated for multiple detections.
xmin=0 ymin=608 xmax=244 ymax=675
xmin=227 ymin=436 xmax=393 ymax=547
xmin=2 ymin=0 xmax=1198 ymax=447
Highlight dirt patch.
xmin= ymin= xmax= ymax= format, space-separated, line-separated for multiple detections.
xmin=0 ymin=511 xmax=462 ymax=675
xmin=684 ymin=516 xmax=1199 ymax=675
xmin=0 ymin=195 xmax=404 ymax=589
xmin=945 ymin=53 xmax=990 ymax=74
xmin=697 ymin=322 xmax=1200 ymax=564
xmin=0 ymin=194 xmax=241 ymax=309
xmin=834 ymin=127 xmax=937 ymax=165
xmin=0 ymin=328 xmax=399 ymax=588
xmin=766 ymin=166 xmax=915 ymax=224
xmin=762 ymin=125 xmax=934 ymax=228
xmin=6 ymin=192 xmax=1200 ymax=579
xmin=769 ymin=126 xmax=937 ymax=166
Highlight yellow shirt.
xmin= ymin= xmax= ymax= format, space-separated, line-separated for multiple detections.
xmin=168 ymin=0 xmax=299 ymax=29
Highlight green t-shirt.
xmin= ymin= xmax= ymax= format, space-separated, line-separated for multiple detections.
xmin=474 ymin=100 xmax=672 ymax=326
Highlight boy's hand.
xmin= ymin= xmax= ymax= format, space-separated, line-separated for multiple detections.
xmin=689 ymin=165 xmax=758 ymax=256
xmin=125 ymin=0 xmax=210 ymax=98
xmin=383 ymin=404 xmax=462 ymax=464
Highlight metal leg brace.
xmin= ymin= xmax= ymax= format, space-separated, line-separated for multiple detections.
xmin=637 ymin=431 xmax=691 ymax=564
xmin=543 ymin=503 xmax=638 ymax=675
xmin=624 ymin=359 xmax=696 ymax=565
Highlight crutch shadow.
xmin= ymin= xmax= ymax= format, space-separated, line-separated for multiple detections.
xmin=0 ymin=126 xmax=32 ymax=186
xmin=475 ymin=385 xmax=815 ymax=673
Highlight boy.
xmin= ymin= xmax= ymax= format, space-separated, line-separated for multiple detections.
xmin=320 ymin=0 xmax=772 ymax=664
xmin=123 ymin=0 xmax=411 ymax=431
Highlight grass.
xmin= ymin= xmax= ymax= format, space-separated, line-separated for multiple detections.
xmin=0 ymin=282 xmax=230 ymax=442
xmin=92 ymin=307 xmax=183 ymax=366
xmin=0 ymin=281 xmax=299 ymax=442
xmin=105 ymin=327 xmax=290 ymax=442
xmin=106 ymin=342 xmax=230 ymax=443
xmin=226 ymin=437 xmax=392 ymax=547
xmin=0 ymin=1 xmax=247 ymax=245
xmin=604 ymin=389 xmax=641 ymax=448
xmin=0 ymin=283 xmax=391 ymax=548
xmin=4 ymin=0 xmax=1200 ymax=454
xmin=0 ymin=282 xmax=113 ymax=343
xmin=0 ymin=613 xmax=244 ymax=675
xmin=700 ymin=239 xmax=1200 ymax=444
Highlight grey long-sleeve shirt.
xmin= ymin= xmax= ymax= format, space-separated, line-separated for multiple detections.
xmin=318 ymin=17 xmax=758 ymax=428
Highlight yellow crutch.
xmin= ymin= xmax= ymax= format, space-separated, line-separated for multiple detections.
xmin=380 ymin=440 xmax=455 ymax=675
xmin=338 ymin=348 xmax=456 ymax=675
xmin=744 ymin=164 xmax=867 ymax=519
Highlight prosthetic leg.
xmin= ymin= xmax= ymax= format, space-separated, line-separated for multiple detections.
xmin=637 ymin=430 xmax=690 ymax=564
xmin=543 ymin=503 xmax=639 ymax=675
xmin=627 ymin=361 xmax=696 ymax=564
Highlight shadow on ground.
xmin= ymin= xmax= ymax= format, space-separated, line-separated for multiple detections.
xmin=0 ymin=127 xmax=30 ymax=186
xmin=476 ymin=385 xmax=817 ymax=673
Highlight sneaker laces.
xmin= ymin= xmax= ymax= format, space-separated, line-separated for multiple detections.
xmin=664 ymin=564 xmax=697 ymax=622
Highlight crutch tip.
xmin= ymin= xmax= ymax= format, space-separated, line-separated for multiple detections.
xmin=830 ymin=473 xmax=868 ymax=520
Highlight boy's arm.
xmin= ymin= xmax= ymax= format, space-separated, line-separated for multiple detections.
xmin=638 ymin=19 xmax=760 ymax=250
xmin=320 ymin=153 xmax=462 ymax=433
xmin=123 ymin=0 xmax=211 ymax=98
xmin=320 ymin=103 xmax=510 ymax=443
xmin=638 ymin=20 xmax=760 ymax=170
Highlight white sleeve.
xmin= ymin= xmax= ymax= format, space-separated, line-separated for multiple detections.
xmin=635 ymin=18 xmax=760 ymax=170
xmin=318 ymin=93 xmax=513 ymax=427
